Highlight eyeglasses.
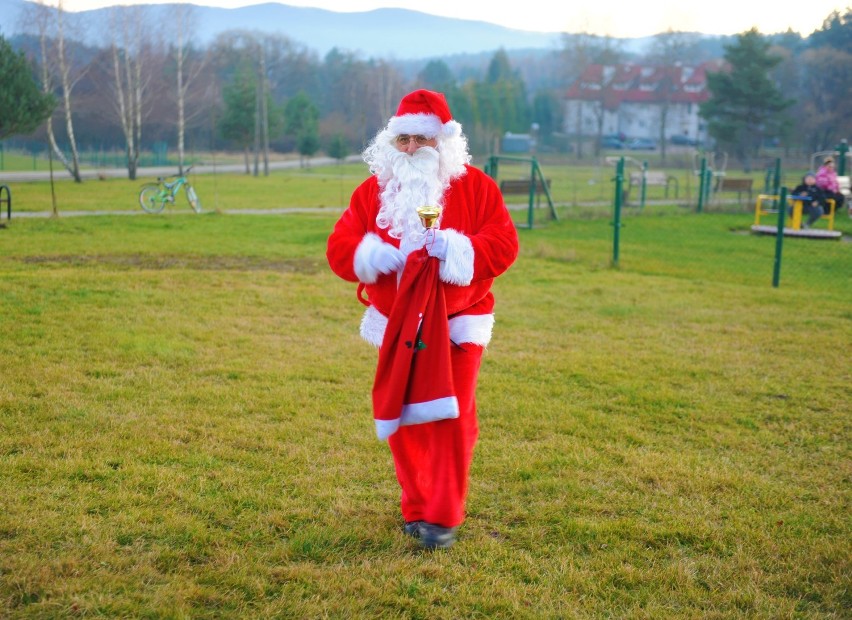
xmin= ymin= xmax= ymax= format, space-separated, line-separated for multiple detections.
xmin=395 ymin=134 xmax=432 ymax=146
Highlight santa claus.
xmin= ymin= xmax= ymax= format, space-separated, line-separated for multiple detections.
xmin=326 ymin=89 xmax=519 ymax=550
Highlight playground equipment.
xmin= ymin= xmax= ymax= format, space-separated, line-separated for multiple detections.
xmin=602 ymin=155 xmax=680 ymax=209
xmin=751 ymin=190 xmax=841 ymax=239
xmin=810 ymin=139 xmax=849 ymax=175
xmin=484 ymin=155 xmax=557 ymax=228
xmin=693 ymin=151 xmax=728 ymax=210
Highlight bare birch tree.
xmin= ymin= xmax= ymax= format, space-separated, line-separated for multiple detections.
xmin=107 ymin=6 xmax=151 ymax=180
xmin=254 ymin=40 xmax=269 ymax=177
xmin=171 ymin=4 xmax=208 ymax=174
xmin=31 ymin=0 xmax=83 ymax=182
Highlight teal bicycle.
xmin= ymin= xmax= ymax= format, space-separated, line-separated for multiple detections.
xmin=138 ymin=166 xmax=201 ymax=214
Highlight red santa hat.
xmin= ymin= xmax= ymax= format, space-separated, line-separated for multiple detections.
xmin=387 ymin=89 xmax=462 ymax=139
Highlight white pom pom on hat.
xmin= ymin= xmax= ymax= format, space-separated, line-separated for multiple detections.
xmin=387 ymin=89 xmax=462 ymax=139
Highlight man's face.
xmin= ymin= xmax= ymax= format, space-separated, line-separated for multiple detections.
xmin=394 ymin=134 xmax=438 ymax=154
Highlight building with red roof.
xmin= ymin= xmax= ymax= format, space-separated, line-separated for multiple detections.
xmin=563 ymin=60 xmax=726 ymax=147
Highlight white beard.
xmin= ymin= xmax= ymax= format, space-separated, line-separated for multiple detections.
xmin=375 ymin=146 xmax=447 ymax=254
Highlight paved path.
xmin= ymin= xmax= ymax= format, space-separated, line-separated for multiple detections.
xmin=0 ymin=155 xmax=362 ymax=184
xmin=11 ymin=207 xmax=343 ymax=218
xmin=0 ymin=155 xmax=361 ymax=218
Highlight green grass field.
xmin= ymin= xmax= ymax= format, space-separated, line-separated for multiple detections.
xmin=0 ymin=182 xmax=849 ymax=617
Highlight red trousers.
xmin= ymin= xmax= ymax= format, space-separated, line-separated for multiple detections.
xmin=387 ymin=343 xmax=484 ymax=528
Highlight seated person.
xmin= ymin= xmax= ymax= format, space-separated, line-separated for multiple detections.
xmin=815 ymin=156 xmax=845 ymax=214
xmin=791 ymin=172 xmax=826 ymax=228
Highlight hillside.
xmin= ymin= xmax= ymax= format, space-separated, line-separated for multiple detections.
xmin=0 ymin=0 xmax=659 ymax=60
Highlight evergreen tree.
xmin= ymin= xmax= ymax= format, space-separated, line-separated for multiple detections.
xmin=284 ymin=90 xmax=320 ymax=166
xmin=418 ymin=60 xmax=455 ymax=91
xmin=531 ymin=90 xmax=563 ymax=151
xmin=219 ymin=62 xmax=257 ymax=173
xmin=0 ymin=35 xmax=55 ymax=140
xmin=700 ymin=28 xmax=794 ymax=171
xmin=326 ymin=133 xmax=349 ymax=162
xmin=808 ymin=8 xmax=852 ymax=54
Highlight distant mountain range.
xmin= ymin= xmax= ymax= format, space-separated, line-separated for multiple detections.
xmin=0 ymin=0 xmax=658 ymax=60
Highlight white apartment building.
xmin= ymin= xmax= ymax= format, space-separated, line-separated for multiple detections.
xmin=563 ymin=60 xmax=726 ymax=144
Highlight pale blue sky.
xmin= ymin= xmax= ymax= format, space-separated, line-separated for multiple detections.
xmin=59 ymin=0 xmax=847 ymax=38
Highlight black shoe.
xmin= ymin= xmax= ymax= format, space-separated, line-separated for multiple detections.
xmin=403 ymin=521 xmax=423 ymax=538
xmin=419 ymin=523 xmax=457 ymax=550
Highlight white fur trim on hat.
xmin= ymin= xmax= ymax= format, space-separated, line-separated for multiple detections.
xmin=442 ymin=119 xmax=462 ymax=138
xmin=388 ymin=113 xmax=443 ymax=138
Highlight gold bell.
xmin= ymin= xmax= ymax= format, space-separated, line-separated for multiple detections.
xmin=416 ymin=205 xmax=442 ymax=229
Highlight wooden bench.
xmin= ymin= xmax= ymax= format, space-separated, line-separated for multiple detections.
xmin=715 ymin=177 xmax=754 ymax=205
xmin=499 ymin=178 xmax=551 ymax=196
xmin=499 ymin=178 xmax=552 ymax=211
xmin=627 ymin=170 xmax=678 ymax=201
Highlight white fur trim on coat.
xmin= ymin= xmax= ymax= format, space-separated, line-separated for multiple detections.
xmin=449 ymin=313 xmax=494 ymax=347
xmin=360 ymin=305 xmax=493 ymax=348
xmin=360 ymin=305 xmax=388 ymax=347
xmin=439 ymin=229 xmax=474 ymax=286
xmin=354 ymin=233 xmax=385 ymax=284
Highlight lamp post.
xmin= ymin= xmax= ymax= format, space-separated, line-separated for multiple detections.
xmin=530 ymin=122 xmax=539 ymax=155
xmin=835 ymin=139 xmax=849 ymax=176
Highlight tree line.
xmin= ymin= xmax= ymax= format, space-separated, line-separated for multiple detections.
xmin=2 ymin=3 xmax=850 ymax=181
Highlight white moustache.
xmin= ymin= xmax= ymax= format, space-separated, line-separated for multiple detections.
xmin=389 ymin=147 xmax=440 ymax=177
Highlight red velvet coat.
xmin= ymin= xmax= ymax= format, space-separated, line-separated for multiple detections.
xmin=327 ymin=165 xmax=519 ymax=346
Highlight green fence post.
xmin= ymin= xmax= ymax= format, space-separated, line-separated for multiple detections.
xmin=771 ymin=157 xmax=782 ymax=212
xmin=640 ymin=160 xmax=648 ymax=210
xmin=485 ymin=155 xmax=498 ymax=180
xmin=772 ymin=158 xmax=781 ymax=195
xmin=527 ymin=157 xmax=537 ymax=229
xmin=612 ymin=157 xmax=624 ymax=267
xmin=697 ymin=157 xmax=707 ymax=213
xmin=772 ymin=187 xmax=787 ymax=288
xmin=533 ymin=158 xmax=557 ymax=221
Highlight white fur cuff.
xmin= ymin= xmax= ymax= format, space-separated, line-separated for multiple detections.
xmin=360 ymin=305 xmax=388 ymax=347
xmin=438 ymin=229 xmax=474 ymax=286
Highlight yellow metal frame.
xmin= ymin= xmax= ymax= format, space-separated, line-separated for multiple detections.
xmin=753 ymin=194 xmax=836 ymax=230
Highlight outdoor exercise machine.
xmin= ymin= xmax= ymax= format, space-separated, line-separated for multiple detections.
xmin=693 ymin=151 xmax=728 ymax=211
xmin=603 ymin=155 xmax=678 ymax=209
xmin=810 ymin=139 xmax=849 ymax=175
xmin=484 ymin=155 xmax=557 ymax=229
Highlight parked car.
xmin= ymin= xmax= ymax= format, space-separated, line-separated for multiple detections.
xmin=626 ymin=138 xmax=657 ymax=150
xmin=670 ymin=135 xmax=699 ymax=146
xmin=600 ymin=135 xmax=625 ymax=149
